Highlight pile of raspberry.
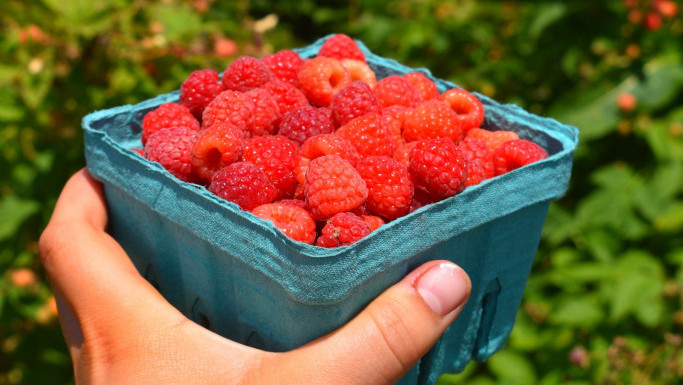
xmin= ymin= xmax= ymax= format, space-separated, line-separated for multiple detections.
xmin=139 ymin=33 xmax=548 ymax=247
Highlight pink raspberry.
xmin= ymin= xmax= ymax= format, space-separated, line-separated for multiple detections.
xmin=409 ymin=138 xmax=468 ymax=200
xmin=316 ymin=212 xmax=371 ymax=248
xmin=318 ymin=33 xmax=366 ymax=62
xmin=356 ymin=156 xmax=414 ymax=220
xmin=278 ymin=106 xmax=335 ymax=146
xmin=493 ymin=139 xmax=548 ymax=176
xmin=261 ymin=49 xmax=304 ymax=88
xmin=179 ymin=69 xmax=223 ymax=120
xmin=242 ymin=135 xmax=300 ymax=199
xmin=341 ymin=59 xmax=377 ymax=87
xmin=141 ymin=102 xmax=200 ymax=145
xmin=252 ymin=202 xmax=316 ymax=245
xmin=209 ymin=161 xmax=277 ymax=211
xmin=244 ymin=88 xmax=281 ymax=137
xmin=297 ymin=56 xmax=352 ymax=107
xmin=144 ymin=126 xmax=200 ymax=183
xmin=221 ymin=56 xmax=274 ymax=92
xmin=330 ymin=80 xmax=381 ymax=127
xmin=439 ymin=88 xmax=485 ymax=133
xmin=201 ymin=90 xmax=254 ymax=132
xmin=260 ymin=80 xmax=309 ymax=117
xmin=373 ymin=75 xmax=422 ymax=109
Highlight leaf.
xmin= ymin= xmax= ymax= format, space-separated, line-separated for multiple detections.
xmin=653 ymin=202 xmax=683 ymax=233
xmin=632 ymin=54 xmax=683 ymax=110
xmin=608 ymin=250 xmax=665 ymax=326
xmin=550 ymin=297 xmax=604 ymax=327
xmin=528 ymin=2 xmax=568 ymax=41
xmin=0 ymin=196 xmax=40 ymax=241
xmin=151 ymin=2 xmax=202 ymax=41
xmin=487 ymin=350 xmax=537 ymax=385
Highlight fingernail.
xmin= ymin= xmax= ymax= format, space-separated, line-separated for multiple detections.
xmin=415 ymin=263 xmax=469 ymax=316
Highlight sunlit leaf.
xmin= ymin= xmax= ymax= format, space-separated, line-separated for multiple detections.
xmin=550 ymin=297 xmax=604 ymax=327
xmin=488 ymin=350 xmax=537 ymax=385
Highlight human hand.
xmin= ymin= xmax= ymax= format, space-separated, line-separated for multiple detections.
xmin=39 ymin=169 xmax=471 ymax=385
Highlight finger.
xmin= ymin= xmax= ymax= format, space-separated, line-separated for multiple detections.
xmin=39 ymin=169 xmax=183 ymax=331
xmin=278 ymin=260 xmax=471 ymax=385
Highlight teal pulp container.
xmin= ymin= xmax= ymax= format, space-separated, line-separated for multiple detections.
xmin=82 ymin=35 xmax=578 ymax=385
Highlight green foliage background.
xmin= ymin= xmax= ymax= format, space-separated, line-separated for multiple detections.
xmin=1 ymin=0 xmax=682 ymax=384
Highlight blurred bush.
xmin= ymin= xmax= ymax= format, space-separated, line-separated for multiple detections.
xmin=0 ymin=0 xmax=681 ymax=384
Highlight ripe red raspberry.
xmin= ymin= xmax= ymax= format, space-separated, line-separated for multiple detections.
xmin=457 ymin=137 xmax=495 ymax=179
xmin=192 ymin=123 xmax=244 ymax=181
xmin=341 ymin=59 xmax=377 ymax=87
xmin=277 ymin=198 xmax=308 ymax=209
xmin=409 ymin=188 xmax=438 ymax=213
xmin=295 ymin=134 xmax=360 ymax=184
xmin=221 ymin=56 xmax=274 ymax=92
xmin=336 ymin=112 xmax=394 ymax=158
xmin=261 ymin=49 xmax=304 ymax=88
xmin=304 ymin=155 xmax=368 ymax=220
xmin=252 ymin=202 xmax=316 ymax=244
xmin=360 ymin=215 xmax=385 ymax=231
xmin=439 ymin=88 xmax=485 ymax=133
xmin=242 ymin=135 xmax=300 ymax=199
xmin=373 ymin=75 xmax=422 ymax=109
xmin=404 ymin=72 xmax=439 ymax=101
xmin=316 ymin=212 xmax=371 ymax=248
xmin=244 ymin=88 xmax=281 ymax=137
xmin=141 ymin=102 xmax=200 ymax=145
xmin=356 ymin=156 xmax=414 ymax=220
xmin=318 ymin=33 xmax=365 ymax=62
xmin=201 ymin=90 xmax=254 ymax=131
xmin=278 ymin=106 xmax=335 ymax=146
xmin=298 ymin=56 xmax=352 ymax=107
xmin=330 ymin=80 xmax=381 ymax=127
xmin=403 ymin=99 xmax=462 ymax=143
xmin=260 ymin=80 xmax=309 ymax=117
xmin=493 ymin=139 xmax=548 ymax=176
xmin=409 ymin=138 xmax=468 ymax=199
xmin=144 ymin=126 xmax=199 ymax=183
xmin=382 ymin=105 xmax=411 ymax=150
xmin=464 ymin=159 xmax=487 ymax=187
xmin=466 ymin=128 xmax=519 ymax=150
xmin=209 ymin=161 xmax=277 ymax=211
xmin=392 ymin=141 xmax=419 ymax=166
xmin=179 ymin=69 xmax=222 ymax=120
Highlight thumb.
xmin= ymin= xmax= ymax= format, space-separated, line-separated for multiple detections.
xmin=279 ymin=260 xmax=471 ymax=385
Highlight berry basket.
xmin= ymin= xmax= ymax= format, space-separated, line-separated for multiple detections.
xmin=82 ymin=35 xmax=578 ymax=385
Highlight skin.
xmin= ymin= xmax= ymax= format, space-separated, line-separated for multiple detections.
xmin=39 ymin=169 xmax=471 ymax=385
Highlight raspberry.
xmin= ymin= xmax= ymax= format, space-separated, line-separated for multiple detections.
xmin=373 ymin=75 xmax=422 ymax=109
xmin=330 ymin=80 xmax=381 ymax=127
xmin=261 ymin=49 xmax=304 ymax=88
xmin=278 ymin=106 xmax=335 ymax=146
xmin=356 ymin=156 xmax=414 ymax=220
xmin=335 ymin=112 xmax=394 ymax=158
xmin=252 ymin=202 xmax=316 ymax=244
xmin=179 ymin=69 xmax=222 ymax=120
xmin=457 ymin=137 xmax=495 ymax=179
xmin=316 ymin=212 xmax=371 ymax=248
xmin=298 ymin=56 xmax=352 ymax=107
xmin=277 ymin=199 xmax=308 ymax=209
xmin=341 ymin=59 xmax=377 ymax=87
xmin=466 ymin=128 xmax=519 ymax=150
xmin=392 ymin=141 xmax=419 ymax=166
xmin=295 ymin=134 xmax=360 ymax=184
xmin=221 ymin=56 xmax=274 ymax=92
xmin=144 ymin=126 xmax=199 ymax=183
xmin=244 ymin=88 xmax=281 ymax=137
xmin=492 ymin=139 xmax=548 ymax=176
xmin=402 ymin=99 xmax=462 ymax=143
xmin=209 ymin=161 xmax=277 ymax=211
xmin=360 ymin=215 xmax=385 ymax=231
xmin=409 ymin=188 xmax=438 ymax=213
xmin=464 ymin=159 xmax=487 ymax=187
xmin=404 ymin=72 xmax=439 ymax=101
xmin=261 ymin=80 xmax=309 ymax=117
xmin=141 ymin=102 xmax=200 ymax=145
xmin=409 ymin=138 xmax=468 ymax=199
xmin=192 ymin=123 xmax=244 ymax=181
xmin=439 ymin=88 xmax=485 ymax=132
xmin=201 ymin=90 xmax=254 ymax=131
xmin=304 ymin=155 xmax=368 ymax=220
xmin=382 ymin=105 xmax=411 ymax=150
xmin=242 ymin=135 xmax=300 ymax=199
xmin=318 ymin=33 xmax=365 ymax=62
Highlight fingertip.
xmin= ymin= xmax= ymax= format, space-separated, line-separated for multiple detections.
xmin=409 ymin=261 xmax=471 ymax=317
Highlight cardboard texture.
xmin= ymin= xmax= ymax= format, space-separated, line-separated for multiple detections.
xmin=82 ymin=35 xmax=579 ymax=385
